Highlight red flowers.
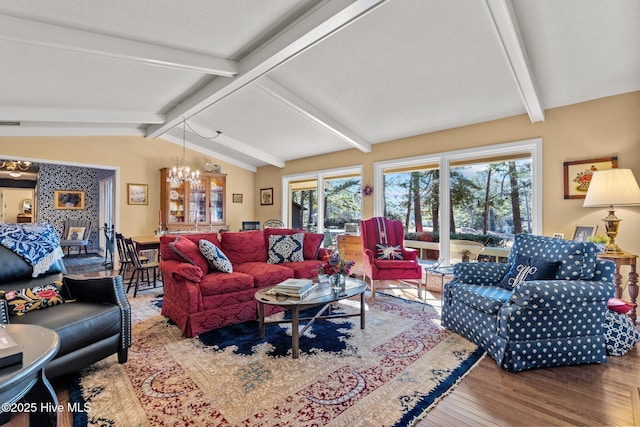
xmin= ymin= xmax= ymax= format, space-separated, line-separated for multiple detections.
xmin=317 ymin=251 xmax=355 ymax=276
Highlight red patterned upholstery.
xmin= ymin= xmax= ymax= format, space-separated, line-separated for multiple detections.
xmin=360 ymin=217 xmax=422 ymax=299
xmin=160 ymin=229 xmax=327 ymax=337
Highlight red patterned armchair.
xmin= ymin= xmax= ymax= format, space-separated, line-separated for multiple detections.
xmin=360 ymin=217 xmax=423 ymax=299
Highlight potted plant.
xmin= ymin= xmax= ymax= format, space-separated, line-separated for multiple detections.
xmin=587 ymin=235 xmax=610 ymax=252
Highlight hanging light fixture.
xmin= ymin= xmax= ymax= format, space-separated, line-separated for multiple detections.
xmin=0 ymin=160 xmax=32 ymax=178
xmin=167 ymin=118 xmax=200 ymax=186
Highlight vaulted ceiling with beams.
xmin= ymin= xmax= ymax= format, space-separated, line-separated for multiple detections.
xmin=0 ymin=0 xmax=638 ymax=172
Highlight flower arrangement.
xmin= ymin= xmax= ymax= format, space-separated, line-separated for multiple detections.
xmin=317 ymin=251 xmax=356 ymax=276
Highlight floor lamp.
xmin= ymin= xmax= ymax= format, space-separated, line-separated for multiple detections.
xmin=583 ymin=169 xmax=640 ymax=253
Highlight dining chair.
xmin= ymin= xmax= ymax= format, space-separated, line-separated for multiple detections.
xmin=115 ymin=233 xmax=148 ymax=287
xmin=124 ymin=237 xmax=159 ymax=297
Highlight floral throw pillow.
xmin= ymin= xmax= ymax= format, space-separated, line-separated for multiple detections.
xmin=0 ymin=282 xmax=72 ymax=316
xmin=376 ymin=244 xmax=404 ymax=260
xmin=199 ymin=240 xmax=233 ymax=273
xmin=268 ymin=233 xmax=304 ymax=264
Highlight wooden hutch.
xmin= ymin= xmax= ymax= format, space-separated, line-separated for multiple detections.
xmin=160 ymin=168 xmax=228 ymax=232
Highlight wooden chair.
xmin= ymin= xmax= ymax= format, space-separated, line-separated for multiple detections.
xmin=124 ymin=237 xmax=159 ymax=297
xmin=115 ymin=233 xmax=148 ymax=286
xmin=263 ymin=219 xmax=284 ymax=228
xmin=59 ymin=219 xmax=92 ymax=255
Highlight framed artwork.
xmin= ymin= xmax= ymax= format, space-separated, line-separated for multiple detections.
xmin=260 ymin=188 xmax=273 ymax=205
xmin=232 ymin=193 xmax=243 ymax=203
xmin=563 ymin=156 xmax=618 ymax=199
xmin=54 ymin=190 xmax=85 ymax=210
xmin=127 ymin=183 xmax=148 ymax=205
xmin=572 ymin=225 xmax=598 ymax=242
xmin=552 ymin=233 xmax=564 ymax=239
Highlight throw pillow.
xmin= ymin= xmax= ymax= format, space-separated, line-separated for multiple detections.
xmin=268 ymin=233 xmax=304 ymax=264
xmin=603 ymin=309 xmax=640 ymax=356
xmin=66 ymin=226 xmax=86 ymax=240
xmin=199 ymin=240 xmax=233 ymax=273
xmin=0 ymin=282 xmax=72 ymax=316
xmin=376 ymin=244 xmax=404 ymax=260
xmin=169 ymin=236 xmax=209 ymax=274
xmin=607 ymin=297 xmax=636 ymax=314
xmin=498 ymin=255 xmax=561 ymax=290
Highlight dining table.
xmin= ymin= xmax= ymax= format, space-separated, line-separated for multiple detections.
xmin=131 ymin=235 xmax=161 ymax=261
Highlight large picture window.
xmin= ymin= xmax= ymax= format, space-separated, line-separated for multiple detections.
xmin=374 ymin=139 xmax=541 ymax=264
xmin=284 ymin=167 xmax=362 ymax=249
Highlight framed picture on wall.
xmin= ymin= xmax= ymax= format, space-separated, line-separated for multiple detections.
xmin=54 ymin=190 xmax=85 ymax=210
xmin=127 ymin=183 xmax=148 ymax=205
xmin=572 ymin=225 xmax=598 ymax=242
xmin=563 ymin=156 xmax=618 ymax=199
xmin=232 ymin=193 xmax=243 ymax=203
xmin=260 ymin=188 xmax=273 ymax=205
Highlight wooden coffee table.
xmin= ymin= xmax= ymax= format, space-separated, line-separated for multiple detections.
xmin=255 ymin=278 xmax=366 ymax=359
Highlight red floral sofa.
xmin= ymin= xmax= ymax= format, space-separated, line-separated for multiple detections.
xmin=159 ymin=229 xmax=327 ymax=337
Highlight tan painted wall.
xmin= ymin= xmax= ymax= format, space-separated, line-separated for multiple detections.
xmin=256 ymin=92 xmax=640 ymax=259
xmin=1 ymin=188 xmax=33 ymax=223
xmin=0 ymin=136 xmax=256 ymax=235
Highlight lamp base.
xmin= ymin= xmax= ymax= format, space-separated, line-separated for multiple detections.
xmin=604 ymin=242 xmax=624 ymax=254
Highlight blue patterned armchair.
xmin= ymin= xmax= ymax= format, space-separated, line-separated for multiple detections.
xmin=442 ymin=234 xmax=616 ymax=372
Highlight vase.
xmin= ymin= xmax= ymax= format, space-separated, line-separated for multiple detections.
xmin=331 ymin=273 xmax=346 ymax=291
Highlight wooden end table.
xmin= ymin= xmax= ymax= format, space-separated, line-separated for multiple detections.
xmin=255 ymin=279 xmax=366 ymax=359
xmin=598 ymin=252 xmax=638 ymax=323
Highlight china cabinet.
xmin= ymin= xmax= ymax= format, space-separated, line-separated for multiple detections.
xmin=160 ymin=168 xmax=228 ymax=232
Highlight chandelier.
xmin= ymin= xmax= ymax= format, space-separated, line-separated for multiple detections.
xmin=167 ymin=118 xmax=200 ymax=186
xmin=0 ymin=160 xmax=32 ymax=177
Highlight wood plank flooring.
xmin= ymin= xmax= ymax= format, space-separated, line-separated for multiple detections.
xmin=3 ymin=265 xmax=639 ymax=426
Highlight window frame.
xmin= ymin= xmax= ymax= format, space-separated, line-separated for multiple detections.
xmin=373 ymin=138 xmax=542 ymax=264
xmin=282 ymin=165 xmax=363 ymax=232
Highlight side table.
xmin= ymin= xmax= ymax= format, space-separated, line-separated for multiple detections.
xmin=598 ymin=252 xmax=638 ymax=323
xmin=0 ymin=324 xmax=60 ymax=426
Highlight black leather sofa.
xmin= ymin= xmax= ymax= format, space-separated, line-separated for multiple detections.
xmin=0 ymin=245 xmax=131 ymax=379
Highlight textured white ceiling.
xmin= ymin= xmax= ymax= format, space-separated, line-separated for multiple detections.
xmin=0 ymin=0 xmax=638 ymax=170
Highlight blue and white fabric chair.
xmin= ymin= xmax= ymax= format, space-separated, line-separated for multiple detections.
xmin=442 ymin=233 xmax=616 ymax=372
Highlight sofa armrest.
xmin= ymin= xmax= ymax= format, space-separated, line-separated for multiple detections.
xmin=160 ymin=259 xmax=204 ymax=314
xmin=451 ymin=262 xmax=509 ymax=286
xmin=62 ymin=274 xmax=131 ymax=351
xmin=509 ymin=279 xmax=615 ymax=309
xmin=160 ymin=259 xmax=204 ymax=283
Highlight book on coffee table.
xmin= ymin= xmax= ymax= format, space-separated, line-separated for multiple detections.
xmin=0 ymin=327 xmax=23 ymax=369
xmin=268 ymin=278 xmax=315 ymax=299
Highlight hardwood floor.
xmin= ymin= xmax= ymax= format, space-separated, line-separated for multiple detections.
xmin=3 ymin=266 xmax=639 ymax=426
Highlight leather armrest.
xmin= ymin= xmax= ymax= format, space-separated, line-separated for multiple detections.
xmin=62 ymin=274 xmax=131 ymax=351
xmin=0 ymin=300 xmax=9 ymax=324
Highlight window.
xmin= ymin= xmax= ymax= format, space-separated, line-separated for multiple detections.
xmin=375 ymin=139 xmax=541 ymax=264
xmin=284 ymin=167 xmax=362 ymax=249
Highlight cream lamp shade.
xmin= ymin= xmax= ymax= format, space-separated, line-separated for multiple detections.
xmin=583 ymin=168 xmax=640 ymax=253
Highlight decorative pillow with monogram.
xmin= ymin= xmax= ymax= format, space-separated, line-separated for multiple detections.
xmin=498 ymin=255 xmax=561 ymax=290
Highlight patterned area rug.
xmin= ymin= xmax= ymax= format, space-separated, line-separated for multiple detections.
xmin=71 ymin=291 xmax=484 ymax=426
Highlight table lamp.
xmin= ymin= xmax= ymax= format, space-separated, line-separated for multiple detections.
xmin=583 ymin=168 xmax=640 ymax=253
